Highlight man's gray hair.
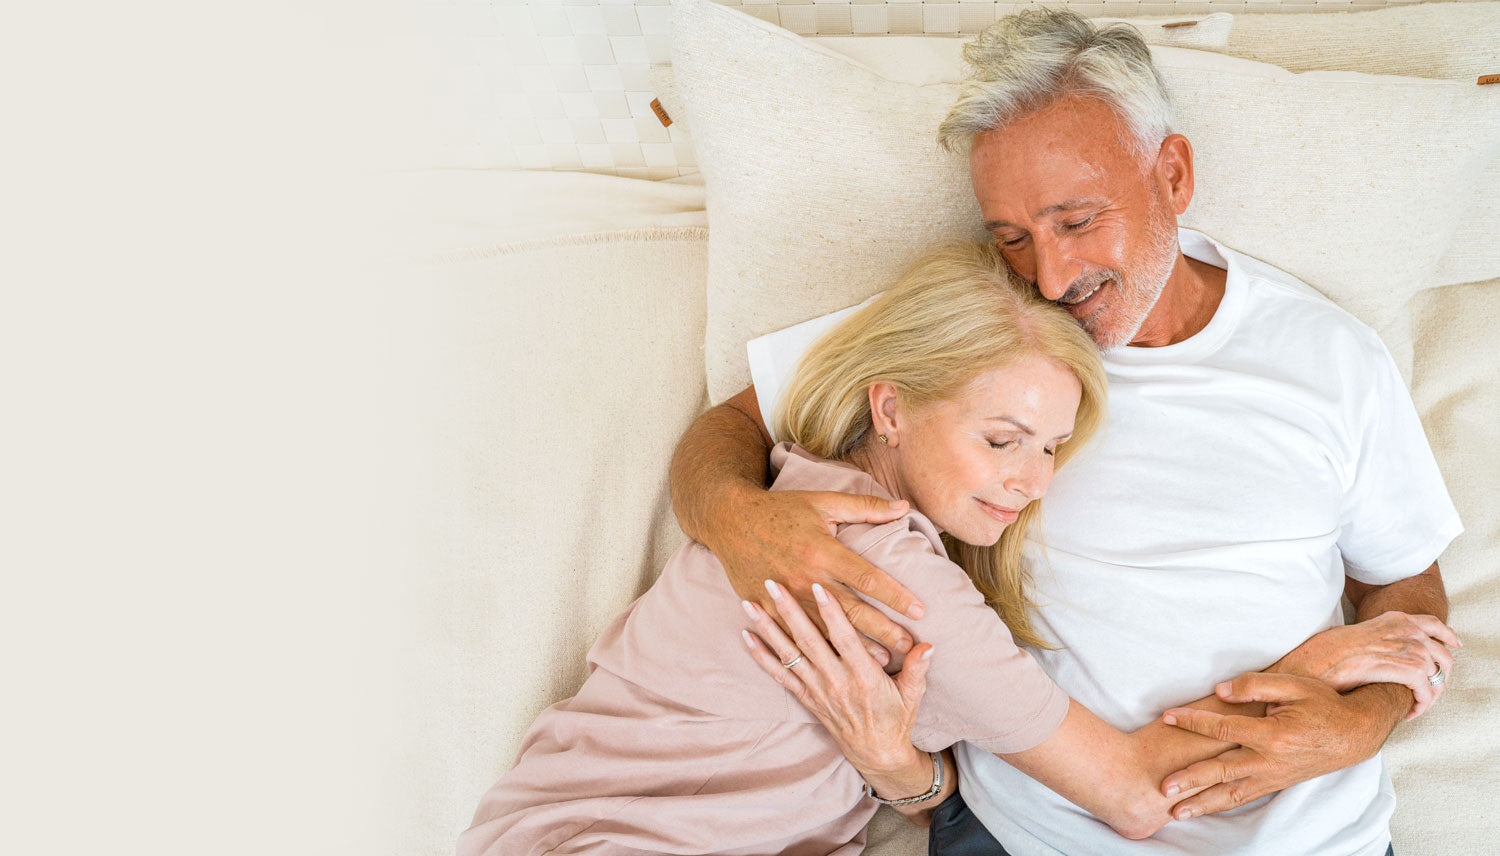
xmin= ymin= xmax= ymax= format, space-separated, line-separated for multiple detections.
xmin=938 ymin=8 xmax=1174 ymax=161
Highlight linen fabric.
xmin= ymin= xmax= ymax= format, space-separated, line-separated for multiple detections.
xmin=385 ymin=218 xmax=711 ymax=856
xmin=1223 ymin=2 xmax=1500 ymax=288
xmin=746 ymin=229 xmax=1463 ymax=856
xmin=459 ymin=443 xmax=1068 ymax=856
xmin=653 ymin=14 xmax=1231 ymax=133
xmin=669 ymin=0 xmax=1500 ymax=402
xmin=1226 ymin=3 xmax=1500 ymax=80
xmin=1385 ymin=278 xmax=1500 ymax=851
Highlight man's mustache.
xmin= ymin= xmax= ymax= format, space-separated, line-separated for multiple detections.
xmin=1059 ymin=270 xmax=1119 ymax=305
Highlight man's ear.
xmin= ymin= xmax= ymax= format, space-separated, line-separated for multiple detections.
xmin=1155 ymin=134 xmax=1195 ymax=216
xmin=867 ymin=382 xmax=902 ymax=443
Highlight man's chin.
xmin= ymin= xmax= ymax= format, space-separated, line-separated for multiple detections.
xmin=1080 ymin=312 xmax=1131 ymax=350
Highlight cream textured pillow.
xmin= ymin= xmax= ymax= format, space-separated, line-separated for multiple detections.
xmin=1225 ymin=3 xmax=1500 ymax=288
xmin=670 ymin=0 xmax=1500 ymax=401
xmin=651 ymin=14 xmax=1231 ymax=142
xmin=1227 ymin=3 xmax=1500 ymax=80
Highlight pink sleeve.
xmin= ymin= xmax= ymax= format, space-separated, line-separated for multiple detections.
xmin=858 ymin=528 xmax=1068 ymax=755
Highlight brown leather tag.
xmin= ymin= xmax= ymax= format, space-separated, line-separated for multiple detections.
xmin=1479 ymin=74 xmax=1500 ymax=86
xmin=1160 ymin=20 xmax=1198 ymax=29
xmin=651 ymin=98 xmax=673 ymax=127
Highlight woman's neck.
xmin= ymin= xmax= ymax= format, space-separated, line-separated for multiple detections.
xmin=845 ymin=436 xmax=909 ymax=505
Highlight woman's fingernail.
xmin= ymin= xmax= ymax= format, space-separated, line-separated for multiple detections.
xmin=893 ymin=637 xmax=913 ymax=653
xmin=741 ymin=629 xmax=756 ymax=649
xmin=922 ymin=646 xmax=935 ymax=660
xmin=764 ymin=579 xmax=782 ymax=600
xmin=1165 ymin=784 xmax=1179 ymax=796
xmin=1176 ymin=808 xmax=1192 ymax=820
xmin=1216 ymin=682 xmax=1231 ymax=696
xmin=812 ymin=582 xmax=828 ymax=604
xmin=741 ymin=600 xmax=758 ymax=621
xmin=907 ymin=602 xmax=926 ymax=620
xmin=1163 ymin=713 xmax=1177 ymax=726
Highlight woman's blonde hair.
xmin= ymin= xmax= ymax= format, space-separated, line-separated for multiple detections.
xmin=774 ymin=241 xmax=1107 ymax=648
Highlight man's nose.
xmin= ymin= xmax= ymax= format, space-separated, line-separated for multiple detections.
xmin=1032 ymin=236 xmax=1072 ymax=303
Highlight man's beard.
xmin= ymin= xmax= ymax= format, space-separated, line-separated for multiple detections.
xmin=1067 ymin=206 xmax=1179 ymax=350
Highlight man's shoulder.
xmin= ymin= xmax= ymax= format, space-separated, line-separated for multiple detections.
xmin=1219 ymin=243 xmax=1386 ymax=360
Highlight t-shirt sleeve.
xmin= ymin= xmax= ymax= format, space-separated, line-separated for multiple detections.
xmin=856 ymin=527 xmax=1069 ymax=755
xmin=1337 ymin=334 xmax=1463 ymax=585
xmin=745 ymin=297 xmax=879 ymax=443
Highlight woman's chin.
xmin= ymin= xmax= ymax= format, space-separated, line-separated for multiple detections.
xmin=948 ymin=522 xmax=1006 ymax=547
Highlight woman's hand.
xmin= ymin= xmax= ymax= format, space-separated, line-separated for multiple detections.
xmin=1271 ymin=611 xmax=1459 ymax=720
xmin=740 ymin=580 xmax=935 ymax=791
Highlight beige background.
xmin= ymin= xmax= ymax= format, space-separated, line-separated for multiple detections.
xmin=6 ymin=3 xmax=1491 ymax=856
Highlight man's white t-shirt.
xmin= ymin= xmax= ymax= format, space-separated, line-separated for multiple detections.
xmin=746 ymin=229 xmax=1462 ymax=856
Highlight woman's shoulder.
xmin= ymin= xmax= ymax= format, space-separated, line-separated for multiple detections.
xmin=767 ymin=443 xmax=948 ymax=560
xmin=767 ymin=442 xmax=878 ymax=495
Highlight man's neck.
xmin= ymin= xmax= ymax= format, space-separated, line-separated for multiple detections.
xmin=1129 ymin=253 xmax=1228 ymax=348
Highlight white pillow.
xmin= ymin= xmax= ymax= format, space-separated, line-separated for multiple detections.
xmin=669 ymin=0 xmax=1500 ymax=401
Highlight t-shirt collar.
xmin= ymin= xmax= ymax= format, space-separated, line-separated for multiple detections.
xmin=1104 ymin=227 xmax=1245 ymax=366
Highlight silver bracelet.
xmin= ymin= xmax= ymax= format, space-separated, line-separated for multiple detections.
xmin=861 ymin=751 xmax=945 ymax=806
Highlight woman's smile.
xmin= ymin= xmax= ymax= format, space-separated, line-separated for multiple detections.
xmin=975 ymin=496 xmax=1021 ymax=524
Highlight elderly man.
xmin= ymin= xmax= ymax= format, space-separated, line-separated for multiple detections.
xmin=667 ymin=9 xmax=1461 ymax=856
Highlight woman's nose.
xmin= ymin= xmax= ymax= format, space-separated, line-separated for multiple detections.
xmin=1007 ymin=452 xmax=1054 ymax=501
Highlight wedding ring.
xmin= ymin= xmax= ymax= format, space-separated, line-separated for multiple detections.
xmin=782 ymin=653 xmax=805 ymax=669
xmin=1429 ymin=664 xmax=1446 ymax=687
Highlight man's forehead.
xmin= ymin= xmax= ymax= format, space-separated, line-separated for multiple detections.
xmin=969 ymin=96 xmax=1143 ymax=218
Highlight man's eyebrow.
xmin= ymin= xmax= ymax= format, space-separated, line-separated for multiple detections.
xmin=983 ymin=198 xmax=1108 ymax=231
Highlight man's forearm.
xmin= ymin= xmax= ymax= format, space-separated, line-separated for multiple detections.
xmin=1342 ymin=563 xmax=1450 ymax=733
xmin=668 ymin=398 xmax=772 ymax=545
xmin=1351 ymin=563 xmax=1448 ymax=623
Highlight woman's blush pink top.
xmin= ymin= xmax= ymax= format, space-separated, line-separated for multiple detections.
xmin=459 ymin=443 xmax=1068 ymax=856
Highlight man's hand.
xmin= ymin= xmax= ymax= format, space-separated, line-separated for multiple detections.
xmin=709 ymin=484 xmax=921 ymax=657
xmin=1158 ymin=673 xmax=1392 ymax=819
xmin=1272 ymin=611 xmax=1459 ymax=719
xmin=668 ymin=385 xmax=921 ymax=657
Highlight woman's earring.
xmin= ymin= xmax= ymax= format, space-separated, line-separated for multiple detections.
xmin=878 ymin=434 xmax=889 ymax=445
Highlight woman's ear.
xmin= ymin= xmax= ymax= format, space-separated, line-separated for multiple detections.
xmin=867 ymin=382 xmax=902 ymax=445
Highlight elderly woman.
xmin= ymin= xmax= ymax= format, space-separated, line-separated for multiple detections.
xmin=459 ymin=242 xmax=1451 ymax=856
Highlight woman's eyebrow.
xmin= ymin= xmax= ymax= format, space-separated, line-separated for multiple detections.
xmin=986 ymin=417 xmax=1073 ymax=442
xmin=985 ymin=416 xmax=1034 ymax=435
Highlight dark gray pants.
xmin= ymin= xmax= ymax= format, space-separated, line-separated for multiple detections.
xmin=928 ymin=788 xmax=1396 ymax=856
